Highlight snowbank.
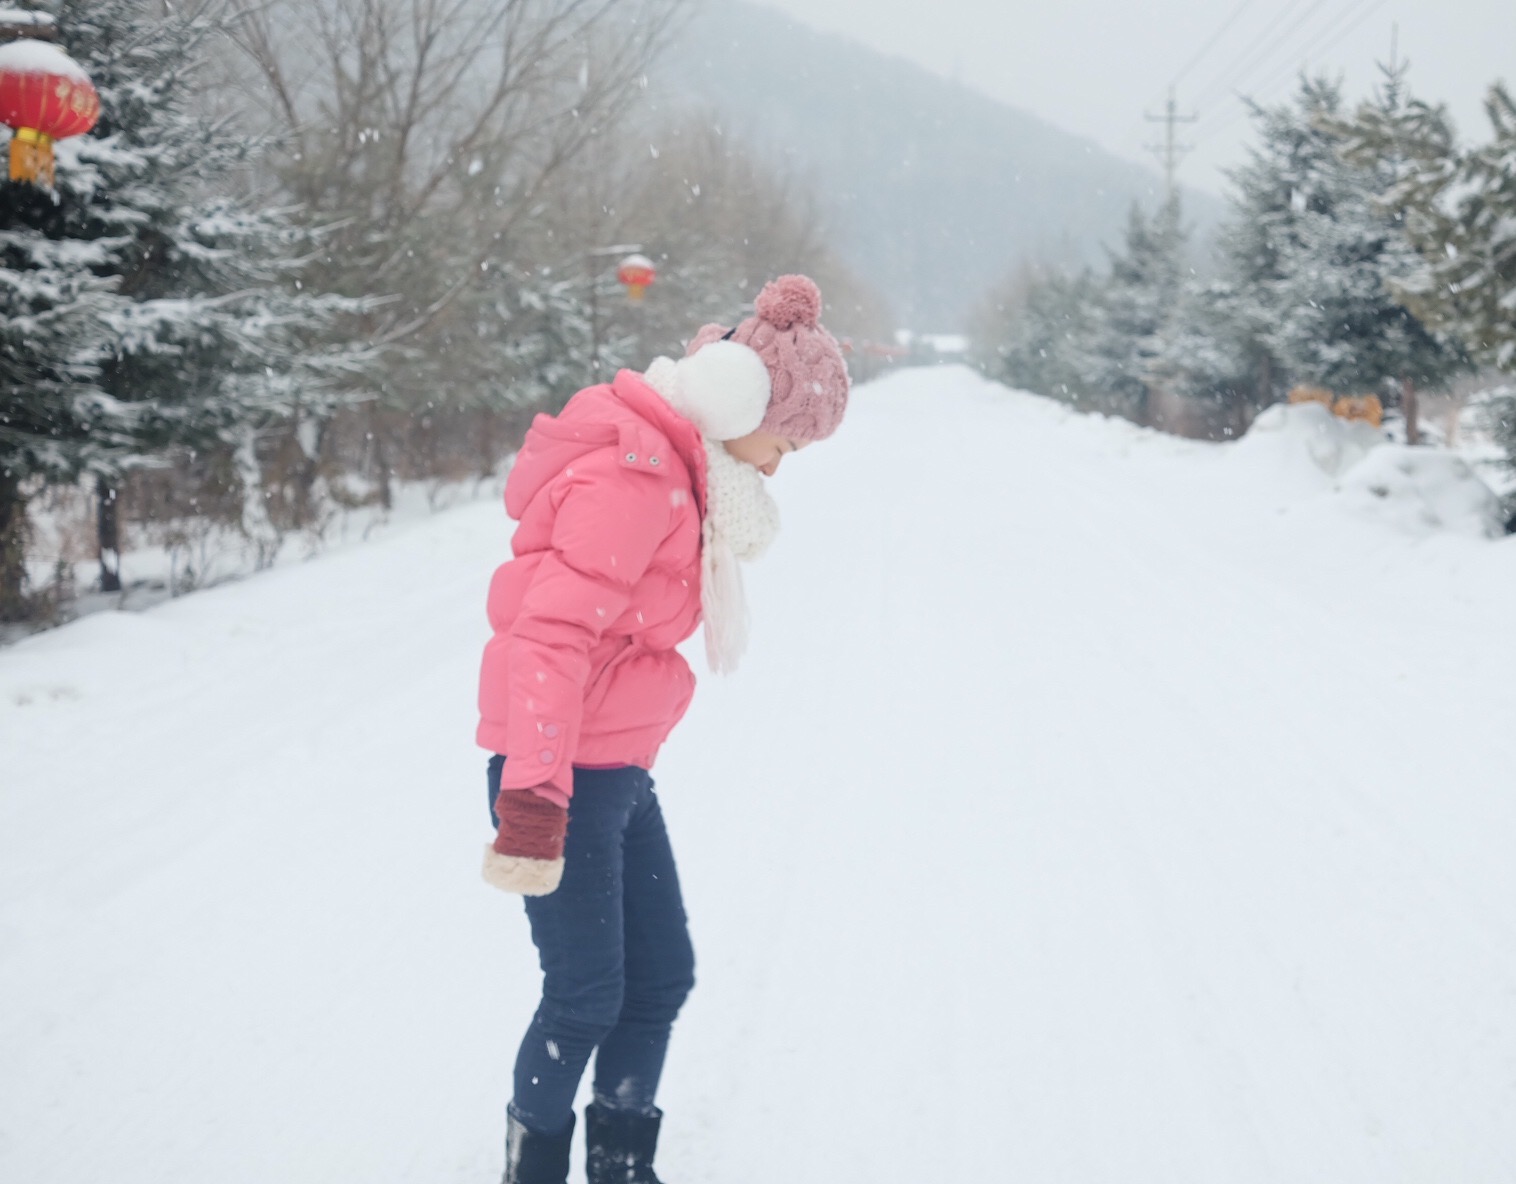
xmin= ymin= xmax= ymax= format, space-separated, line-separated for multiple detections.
xmin=1232 ymin=400 xmax=1387 ymax=482
xmin=1338 ymin=445 xmax=1504 ymax=538
xmin=1233 ymin=400 xmax=1504 ymax=537
xmin=11 ymin=473 xmax=508 ymax=646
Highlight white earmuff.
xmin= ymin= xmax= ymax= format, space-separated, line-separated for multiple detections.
xmin=670 ymin=340 xmax=771 ymax=441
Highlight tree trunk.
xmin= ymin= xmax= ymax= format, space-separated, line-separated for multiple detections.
xmin=96 ymin=476 xmax=122 ymax=593
xmin=293 ymin=413 xmax=332 ymax=527
xmin=0 ymin=469 xmax=30 ymax=621
xmin=474 ymin=406 xmax=498 ymax=481
xmin=234 ymin=427 xmax=281 ymax=569
xmin=368 ymin=404 xmax=393 ymax=511
xmin=1401 ymin=375 xmax=1421 ymax=445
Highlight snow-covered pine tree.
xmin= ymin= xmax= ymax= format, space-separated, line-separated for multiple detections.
xmin=1206 ymin=81 xmax=1361 ymax=412
xmin=1154 ymin=274 xmax=1265 ymax=425
xmin=1203 ymin=99 xmax=1313 ymax=413
xmin=1078 ymin=198 xmax=1186 ymax=423
xmin=1434 ymin=84 xmax=1516 ymax=495
xmin=45 ymin=0 xmax=348 ymax=587
xmin=1212 ymin=77 xmax=1466 ymax=440
xmin=972 ymin=263 xmax=1104 ymax=408
xmin=1338 ymin=81 xmax=1516 ymax=474
xmin=1291 ymin=68 xmax=1469 ymax=440
xmin=0 ymin=184 xmax=121 ymax=619
xmin=1361 ymin=84 xmax=1516 ymax=374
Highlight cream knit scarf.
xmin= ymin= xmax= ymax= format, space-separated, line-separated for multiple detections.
xmin=643 ymin=357 xmax=779 ymax=673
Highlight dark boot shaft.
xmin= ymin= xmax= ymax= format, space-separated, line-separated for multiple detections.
xmin=503 ymin=1109 xmax=574 ymax=1184
xmin=585 ymin=1102 xmax=664 ymax=1184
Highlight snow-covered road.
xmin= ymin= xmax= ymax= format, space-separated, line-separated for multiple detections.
xmin=3 ymin=367 xmax=1514 ymax=1183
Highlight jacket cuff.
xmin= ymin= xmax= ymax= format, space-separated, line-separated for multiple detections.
xmin=525 ymin=780 xmax=570 ymax=809
xmin=498 ymin=709 xmax=575 ymax=797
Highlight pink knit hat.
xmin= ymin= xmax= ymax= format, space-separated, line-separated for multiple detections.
xmin=683 ymin=275 xmax=850 ymax=443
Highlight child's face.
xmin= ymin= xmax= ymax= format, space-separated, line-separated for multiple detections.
xmin=723 ymin=429 xmax=806 ymax=477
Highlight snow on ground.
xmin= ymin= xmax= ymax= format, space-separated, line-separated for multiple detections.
xmin=2 ymin=366 xmax=1514 ymax=1183
xmin=13 ymin=472 xmax=508 ymax=645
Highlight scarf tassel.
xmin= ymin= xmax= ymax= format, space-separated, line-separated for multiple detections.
xmin=701 ymin=523 xmax=750 ymax=674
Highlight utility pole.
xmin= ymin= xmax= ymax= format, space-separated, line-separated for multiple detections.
xmin=1385 ymin=20 xmax=1421 ymax=445
xmin=585 ymin=242 xmax=641 ymax=379
xmin=1144 ymin=86 xmax=1198 ymax=208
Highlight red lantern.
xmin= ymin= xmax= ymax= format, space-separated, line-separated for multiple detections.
xmin=0 ymin=38 xmax=100 ymax=188
xmin=616 ymin=254 xmax=657 ymax=302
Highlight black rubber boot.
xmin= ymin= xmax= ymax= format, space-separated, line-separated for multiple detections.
xmin=502 ymin=1108 xmax=575 ymax=1184
xmin=585 ymin=1101 xmax=665 ymax=1184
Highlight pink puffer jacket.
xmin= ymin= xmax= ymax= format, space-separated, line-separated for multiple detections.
xmin=477 ymin=370 xmax=708 ymax=803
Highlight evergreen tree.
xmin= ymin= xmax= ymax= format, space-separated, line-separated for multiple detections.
xmin=1198 ymin=87 xmax=1336 ymax=414
xmin=976 ymin=202 xmax=1187 ymax=422
xmin=1338 ymin=81 xmax=1516 ymax=473
xmin=1347 ymin=83 xmax=1516 ymax=372
xmin=1296 ymin=68 xmax=1469 ymax=439
xmin=1079 ymin=198 xmax=1186 ymax=423
xmin=1196 ymin=77 xmax=1466 ymax=439
xmin=972 ymin=264 xmax=1103 ymax=407
xmin=48 ymin=0 xmax=352 ymax=586
xmin=0 ymin=189 xmax=121 ymax=618
xmin=1156 ymin=276 xmax=1263 ymax=417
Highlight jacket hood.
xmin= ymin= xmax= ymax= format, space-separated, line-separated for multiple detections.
xmin=505 ymin=371 xmax=707 ymax=521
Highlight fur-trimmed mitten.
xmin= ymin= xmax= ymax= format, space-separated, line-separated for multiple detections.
xmin=483 ymin=789 xmax=566 ymax=895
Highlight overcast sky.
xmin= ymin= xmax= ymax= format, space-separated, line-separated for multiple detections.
xmin=749 ymin=0 xmax=1514 ymax=197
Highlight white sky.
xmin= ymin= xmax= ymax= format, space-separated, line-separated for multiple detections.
xmin=748 ymin=0 xmax=1515 ymax=196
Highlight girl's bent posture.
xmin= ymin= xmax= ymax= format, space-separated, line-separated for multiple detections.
xmin=476 ymin=275 xmax=851 ymax=1184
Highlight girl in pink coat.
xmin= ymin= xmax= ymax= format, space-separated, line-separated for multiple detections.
xmin=477 ymin=275 xmax=851 ymax=1184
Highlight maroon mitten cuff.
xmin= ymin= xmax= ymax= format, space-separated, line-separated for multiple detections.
xmin=482 ymin=788 xmax=567 ymax=896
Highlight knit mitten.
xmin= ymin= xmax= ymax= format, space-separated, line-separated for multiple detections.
xmin=483 ymin=789 xmax=566 ymax=895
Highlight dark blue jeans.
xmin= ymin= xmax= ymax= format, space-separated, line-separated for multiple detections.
xmin=488 ymin=758 xmax=696 ymax=1135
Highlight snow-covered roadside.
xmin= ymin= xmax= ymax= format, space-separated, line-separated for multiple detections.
xmin=10 ymin=472 xmax=509 ymax=645
xmin=3 ymin=366 xmax=1514 ymax=1183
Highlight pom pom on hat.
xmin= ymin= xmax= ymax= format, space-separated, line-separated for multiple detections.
xmin=683 ymin=274 xmax=850 ymax=444
xmin=753 ymin=274 xmax=822 ymax=331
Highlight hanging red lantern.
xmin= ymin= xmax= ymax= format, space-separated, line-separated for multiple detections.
xmin=0 ymin=38 xmax=100 ymax=188
xmin=616 ymin=254 xmax=657 ymax=302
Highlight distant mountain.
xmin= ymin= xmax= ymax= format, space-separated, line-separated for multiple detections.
xmin=647 ymin=0 xmax=1225 ymax=332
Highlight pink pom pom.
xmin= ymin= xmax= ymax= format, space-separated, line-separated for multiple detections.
xmin=754 ymin=274 xmax=822 ymax=331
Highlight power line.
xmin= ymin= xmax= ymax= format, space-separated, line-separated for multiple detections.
xmin=1194 ymin=0 xmax=1335 ymax=111
xmin=1189 ymin=0 xmax=1381 ymax=146
xmin=1189 ymin=0 xmax=1394 ymax=151
xmin=1304 ymin=0 xmax=1395 ymax=65
xmin=1189 ymin=0 xmax=1312 ymax=110
xmin=1275 ymin=0 xmax=1384 ymax=75
xmin=1169 ymin=0 xmax=1258 ymax=88
xmin=1240 ymin=0 xmax=1384 ymax=103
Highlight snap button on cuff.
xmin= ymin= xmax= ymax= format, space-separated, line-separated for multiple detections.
xmin=539 ymin=750 xmax=555 ymax=764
